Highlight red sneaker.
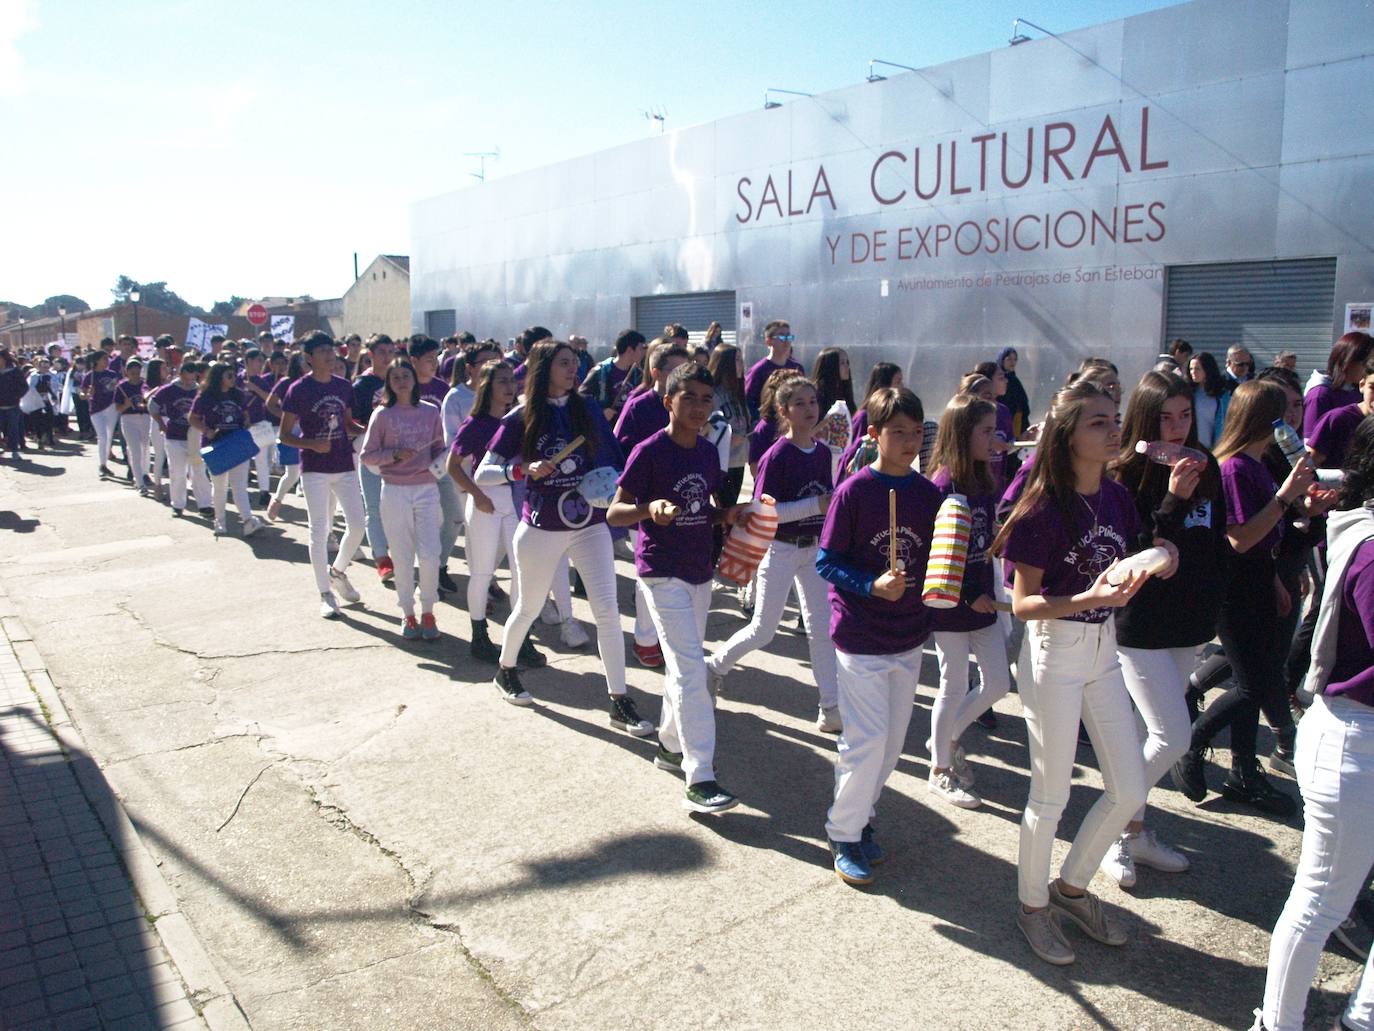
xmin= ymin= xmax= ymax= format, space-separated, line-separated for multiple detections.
xmin=633 ymin=642 xmax=664 ymax=668
xmin=376 ymin=556 xmax=395 ymax=583
xmin=420 ymin=612 xmax=439 ymax=641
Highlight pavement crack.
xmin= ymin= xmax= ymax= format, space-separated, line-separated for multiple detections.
xmin=215 ymin=759 xmax=284 ymax=832
xmin=113 ymin=599 xmax=392 ymax=660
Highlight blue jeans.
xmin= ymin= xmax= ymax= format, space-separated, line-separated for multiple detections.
xmin=358 ymin=464 xmax=389 ymax=560
xmin=0 ymin=406 xmax=22 ymax=451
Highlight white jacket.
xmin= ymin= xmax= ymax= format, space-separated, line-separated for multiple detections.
xmin=1300 ymin=501 xmax=1374 ymax=704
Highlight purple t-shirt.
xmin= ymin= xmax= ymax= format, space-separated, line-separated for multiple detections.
xmin=486 ymin=398 xmax=621 ymax=531
xmin=190 ymin=388 xmax=248 ymax=437
xmin=151 ymin=382 xmax=197 ymax=441
xmin=1310 ymin=403 xmax=1366 ymax=469
xmin=83 ymin=370 xmax=120 ymax=413
xmin=744 ymin=356 xmax=804 ymax=416
xmin=438 ymin=351 xmax=462 ymax=384
xmin=417 ymin=378 xmax=449 ymax=406
xmin=991 ymin=401 xmax=1015 ymax=487
xmin=452 ymin=411 xmax=502 ymax=464
xmin=613 ymin=387 xmax=668 ymax=453
xmin=618 ymin=429 xmax=721 ymax=584
xmin=1328 ymin=537 xmax=1374 ymax=707
xmin=819 ymin=466 xmax=941 ymax=655
xmin=1001 ymin=479 xmax=1141 ymax=624
xmin=748 ymin=418 xmax=779 ymax=466
xmin=1221 ymin=452 xmax=1281 ymax=559
xmin=244 ymin=372 xmax=275 ymax=424
xmin=1304 ymin=383 xmax=1360 ymax=440
xmin=282 ymin=375 xmax=356 ymax=474
xmin=107 ymin=354 xmax=126 ymax=376
xmin=755 ymin=437 xmax=832 ymax=540
xmin=928 ymin=469 xmax=998 ymax=633
xmin=114 ymin=380 xmax=147 ymax=415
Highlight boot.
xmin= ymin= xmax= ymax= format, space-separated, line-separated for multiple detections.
xmin=469 ymin=620 xmax=501 ymax=663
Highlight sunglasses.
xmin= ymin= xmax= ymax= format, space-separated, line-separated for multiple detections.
xmin=771 ymin=334 xmax=796 ymax=343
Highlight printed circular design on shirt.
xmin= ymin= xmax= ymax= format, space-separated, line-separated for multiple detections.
xmin=557 ymin=489 xmax=594 ymax=529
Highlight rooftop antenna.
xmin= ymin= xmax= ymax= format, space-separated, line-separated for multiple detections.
xmin=641 ymin=106 xmax=667 ymax=133
xmin=465 ymin=147 xmax=500 ymax=182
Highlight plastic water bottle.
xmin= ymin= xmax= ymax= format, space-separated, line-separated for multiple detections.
xmin=1106 ymin=545 xmax=1172 ymax=585
xmin=1134 ymin=440 xmax=1206 ymax=466
xmin=1272 ymin=419 xmax=1306 ymax=467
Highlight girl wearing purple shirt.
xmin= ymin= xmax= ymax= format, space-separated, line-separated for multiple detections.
xmin=995 ymin=379 xmax=1174 ymax=967
xmin=1174 ymin=380 xmax=1332 ymax=818
xmin=114 ymin=361 xmax=152 ymax=494
xmin=926 ymin=395 xmax=1011 ymax=811
xmin=81 ymin=351 xmax=121 ymax=477
xmin=189 ymin=362 xmax=262 ymax=539
xmin=1307 ymin=354 xmax=1374 ymax=468
xmin=264 ymin=353 xmax=305 ymax=523
xmin=708 ymin=377 xmax=839 ymax=733
xmin=1301 ymin=330 xmax=1372 ymax=440
xmin=360 ymin=360 xmax=446 ymax=641
xmin=838 ymin=363 xmax=902 ymax=478
xmin=475 ymin=341 xmax=650 ymax=731
xmin=1260 ymin=420 xmax=1374 ymax=1031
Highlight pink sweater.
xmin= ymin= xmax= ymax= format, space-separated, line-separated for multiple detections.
xmin=360 ymin=402 xmax=445 ymax=485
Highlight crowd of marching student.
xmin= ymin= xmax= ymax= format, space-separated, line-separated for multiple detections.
xmin=2 ymin=321 xmax=1374 ymax=1030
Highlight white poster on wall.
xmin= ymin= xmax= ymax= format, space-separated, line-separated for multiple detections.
xmin=269 ymin=314 xmax=295 ymax=342
xmin=1346 ymin=302 xmax=1373 ymax=335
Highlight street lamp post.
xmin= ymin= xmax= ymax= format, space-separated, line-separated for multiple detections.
xmin=17 ymin=318 xmax=25 ymax=350
xmin=58 ymin=306 xmax=66 ymax=344
xmin=129 ymin=290 xmax=141 ymax=336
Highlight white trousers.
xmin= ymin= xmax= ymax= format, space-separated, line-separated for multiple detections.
xmin=464 ymin=495 xmax=517 ymax=621
xmin=211 ymin=461 xmax=253 ymax=525
xmin=632 ymin=529 xmax=658 ymax=646
xmin=1117 ymin=645 xmax=1197 ymax=824
xmin=302 ymin=470 xmax=366 ymax=594
xmin=185 ymin=429 xmax=211 ymax=507
xmin=273 ymin=461 xmax=301 ymax=504
xmin=119 ymin=414 xmax=150 ymax=484
xmin=381 ymin=481 xmax=441 ymax=616
xmin=645 ymin=577 xmax=714 ymax=785
xmin=1018 ymin=618 xmax=1148 ymax=908
xmin=708 ymin=540 xmax=838 ymax=708
xmin=1264 ymin=695 xmax=1374 ymax=1031
xmin=931 ymin=621 xmax=1012 ymax=769
xmin=91 ymin=405 xmax=118 ymax=468
xmin=826 ymin=645 xmax=921 ymax=843
xmin=164 ymin=440 xmax=209 ymax=511
xmin=150 ymin=423 xmax=166 ymax=487
xmin=500 ymin=521 xmax=626 ymax=694
xmin=251 ymin=441 xmax=273 ymax=493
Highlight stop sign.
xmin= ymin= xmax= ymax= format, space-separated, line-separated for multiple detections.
xmin=246 ymin=303 xmax=269 ymax=327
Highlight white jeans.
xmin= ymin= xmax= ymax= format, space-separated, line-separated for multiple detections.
xmin=302 ymin=470 xmax=366 ymax=594
xmin=164 ymin=440 xmax=209 ymax=511
xmin=500 ymin=521 xmax=626 ymax=695
xmin=273 ymin=461 xmax=301 ymax=504
xmin=645 ymin=577 xmax=714 ymax=785
xmin=632 ymin=529 xmax=658 ymax=647
xmin=381 ymin=481 xmax=441 ymax=616
xmin=1263 ymin=695 xmax=1374 ymax=1031
xmin=464 ymin=494 xmax=517 ymax=621
xmin=931 ymin=622 xmax=1012 ymax=768
xmin=150 ymin=423 xmax=166 ymax=487
xmin=251 ymin=440 xmax=273 ymax=493
xmin=185 ymin=428 xmax=211 ymax=506
xmin=119 ymin=414 xmax=150 ymax=484
xmin=826 ymin=645 xmax=922 ymax=843
xmin=1117 ymin=645 xmax=1197 ymax=824
xmin=91 ymin=405 xmax=118 ymax=468
xmin=1018 ymin=618 xmax=1148 ymax=908
xmin=708 ymin=540 xmax=838 ymax=709
xmin=211 ymin=461 xmax=253 ymax=526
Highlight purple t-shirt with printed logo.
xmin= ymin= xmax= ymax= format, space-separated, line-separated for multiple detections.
xmin=190 ymin=388 xmax=248 ymax=437
xmin=417 ymin=378 xmax=449 ymax=407
xmin=613 ymin=387 xmax=668 ymax=453
xmin=151 ymin=382 xmax=197 ymax=441
xmin=282 ymin=375 xmax=356 ymax=474
xmin=1001 ymin=479 xmax=1141 ymax=624
xmin=618 ymin=429 xmax=721 ymax=584
xmin=114 ymin=380 xmax=147 ymax=415
xmin=928 ymin=469 xmax=998 ymax=633
xmin=244 ymin=372 xmax=275 ymax=424
xmin=486 ymin=398 xmax=622 ymax=531
xmin=1220 ymin=452 xmax=1281 ymax=559
xmin=83 ymin=370 xmax=120 ymax=413
xmin=755 ymin=437 xmax=832 ymax=540
xmin=745 ymin=356 xmax=804 ymax=416
xmin=819 ymin=466 xmax=941 ymax=655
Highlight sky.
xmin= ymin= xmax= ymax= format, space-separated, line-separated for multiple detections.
xmin=0 ymin=0 xmax=1181 ymax=313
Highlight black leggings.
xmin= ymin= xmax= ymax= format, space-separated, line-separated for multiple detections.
xmin=713 ymin=466 xmax=746 ymax=564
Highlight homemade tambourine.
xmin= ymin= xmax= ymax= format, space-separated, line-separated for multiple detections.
xmin=578 ymin=466 xmax=619 ymax=508
xmin=716 ymin=494 xmax=778 ymax=586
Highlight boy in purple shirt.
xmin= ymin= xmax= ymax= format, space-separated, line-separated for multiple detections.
xmin=744 ymin=319 xmax=803 ymax=420
xmin=816 ymin=386 xmax=941 ymax=885
xmin=609 ymin=363 xmax=747 ymax=814
xmin=280 ymin=331 xmax=368 ymax=619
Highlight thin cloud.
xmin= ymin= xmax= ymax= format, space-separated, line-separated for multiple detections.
xmin=0 ymin=0 xmax=36 ymax=96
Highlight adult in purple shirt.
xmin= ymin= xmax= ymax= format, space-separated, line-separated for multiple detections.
xmin=744 ymin=319 xmax=803 ymax=420
xmin=280 ymin=331 xmax=368 ymax=618
xmin=1303 ymin=331 xmax=1372 ymax=440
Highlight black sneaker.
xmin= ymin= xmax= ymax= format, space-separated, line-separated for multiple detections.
xmin=1220 ymin=761 xmax=1297 ymax=818
xmin=1270 ymin=725 xmax=1297 ymax=778
xmin=438 ymin=568 xmax=458 ymax=595
xmin=1172 ymin=748 xmax=1208 ymax=802
xmin=517 ymin=638 xmax=546 ymax=669
xmin=98 ymin=465 xmax=112 ymax=478
xmin=683 ymin=779 xmax=738 ymax=814
xmin=494 ymin=667 xmax=532 ymax=706
xmin=609 ymin=694 xmax=655 ymax=737
xmin=258 ymin=490 xmax=270 ymax=507
xmin=487 ymin=582 xmax=508 ymax=606
xmin=975 ymin=709 xmax=998 ymax=730
xmin=469 ymin=621 xmax=501 ymax=663
xmin=654 ymin=746 xmax=684 ymax=773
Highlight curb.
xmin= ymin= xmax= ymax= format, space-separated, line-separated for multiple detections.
xmin=2 ymin=600 xmax=251 ymax=1031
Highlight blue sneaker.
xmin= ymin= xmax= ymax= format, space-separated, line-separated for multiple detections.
xmin=401 ymin=616 xmax=420 ymax=641
xmin=860 ymin=824 xmax=885 ymax=866
xmin=830 ymin=838 xmax=874 ymax=886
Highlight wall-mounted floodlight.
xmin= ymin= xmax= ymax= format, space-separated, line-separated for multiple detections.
xmin=867 ymin=58 xmax=919 ymax=83
xmin=1010 ymin=17 xmax=1052 ymax=45
xmin=763 ymin=87 xmax=812 ymax=110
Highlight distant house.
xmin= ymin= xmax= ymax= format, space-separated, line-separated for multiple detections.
xmin=342 ymin=255 xmax=410 ymax=340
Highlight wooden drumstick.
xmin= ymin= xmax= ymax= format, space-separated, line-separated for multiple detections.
xmin=548 ymin=435 xmax=586 ymax=467
xmin=888 ymin=488 xmax=898 ymax=576
xmin=993 ymin=601 xmax=1012 ymax=613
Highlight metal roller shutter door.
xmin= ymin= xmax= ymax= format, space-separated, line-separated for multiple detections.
xmin=424 ymin=309 xmax=457 ymax=340
xmin=1164 ymin=258 xmax=1337 ymax=378
xmin=632 ymin=291 xmax=737 ymax=347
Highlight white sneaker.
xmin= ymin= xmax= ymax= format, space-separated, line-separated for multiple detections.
xmin=560 ymin=618 xmax=590 ymax=648
xmin=950 ymin=745 xmax=976 ymax=789
xmin=1017 ymin=905 xmax=1074 ymax=966
xmin=928 ymin=769 xmax=981 ymax=809
xmin=1100 ymin=835 xmax=1137 ymax=888
xmin=213 ymin=519 xmax=228 ymax=537
xmin=266 ymin=498 xmax=282 ymax=522
xmin=319 ymin=592 xmax=340 ymax=619
xmin=1130 ymin=828 xmax=1190 ymax=873
xmin=816 ymin=705 xmax=842 ymax=734
xmin=540 ymin=598 xmax=562 ymax=625
xmin=329 ymin=568 xmax=361 ymax=604
xmin=242 ymin=516 xmax=264 ymax=538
